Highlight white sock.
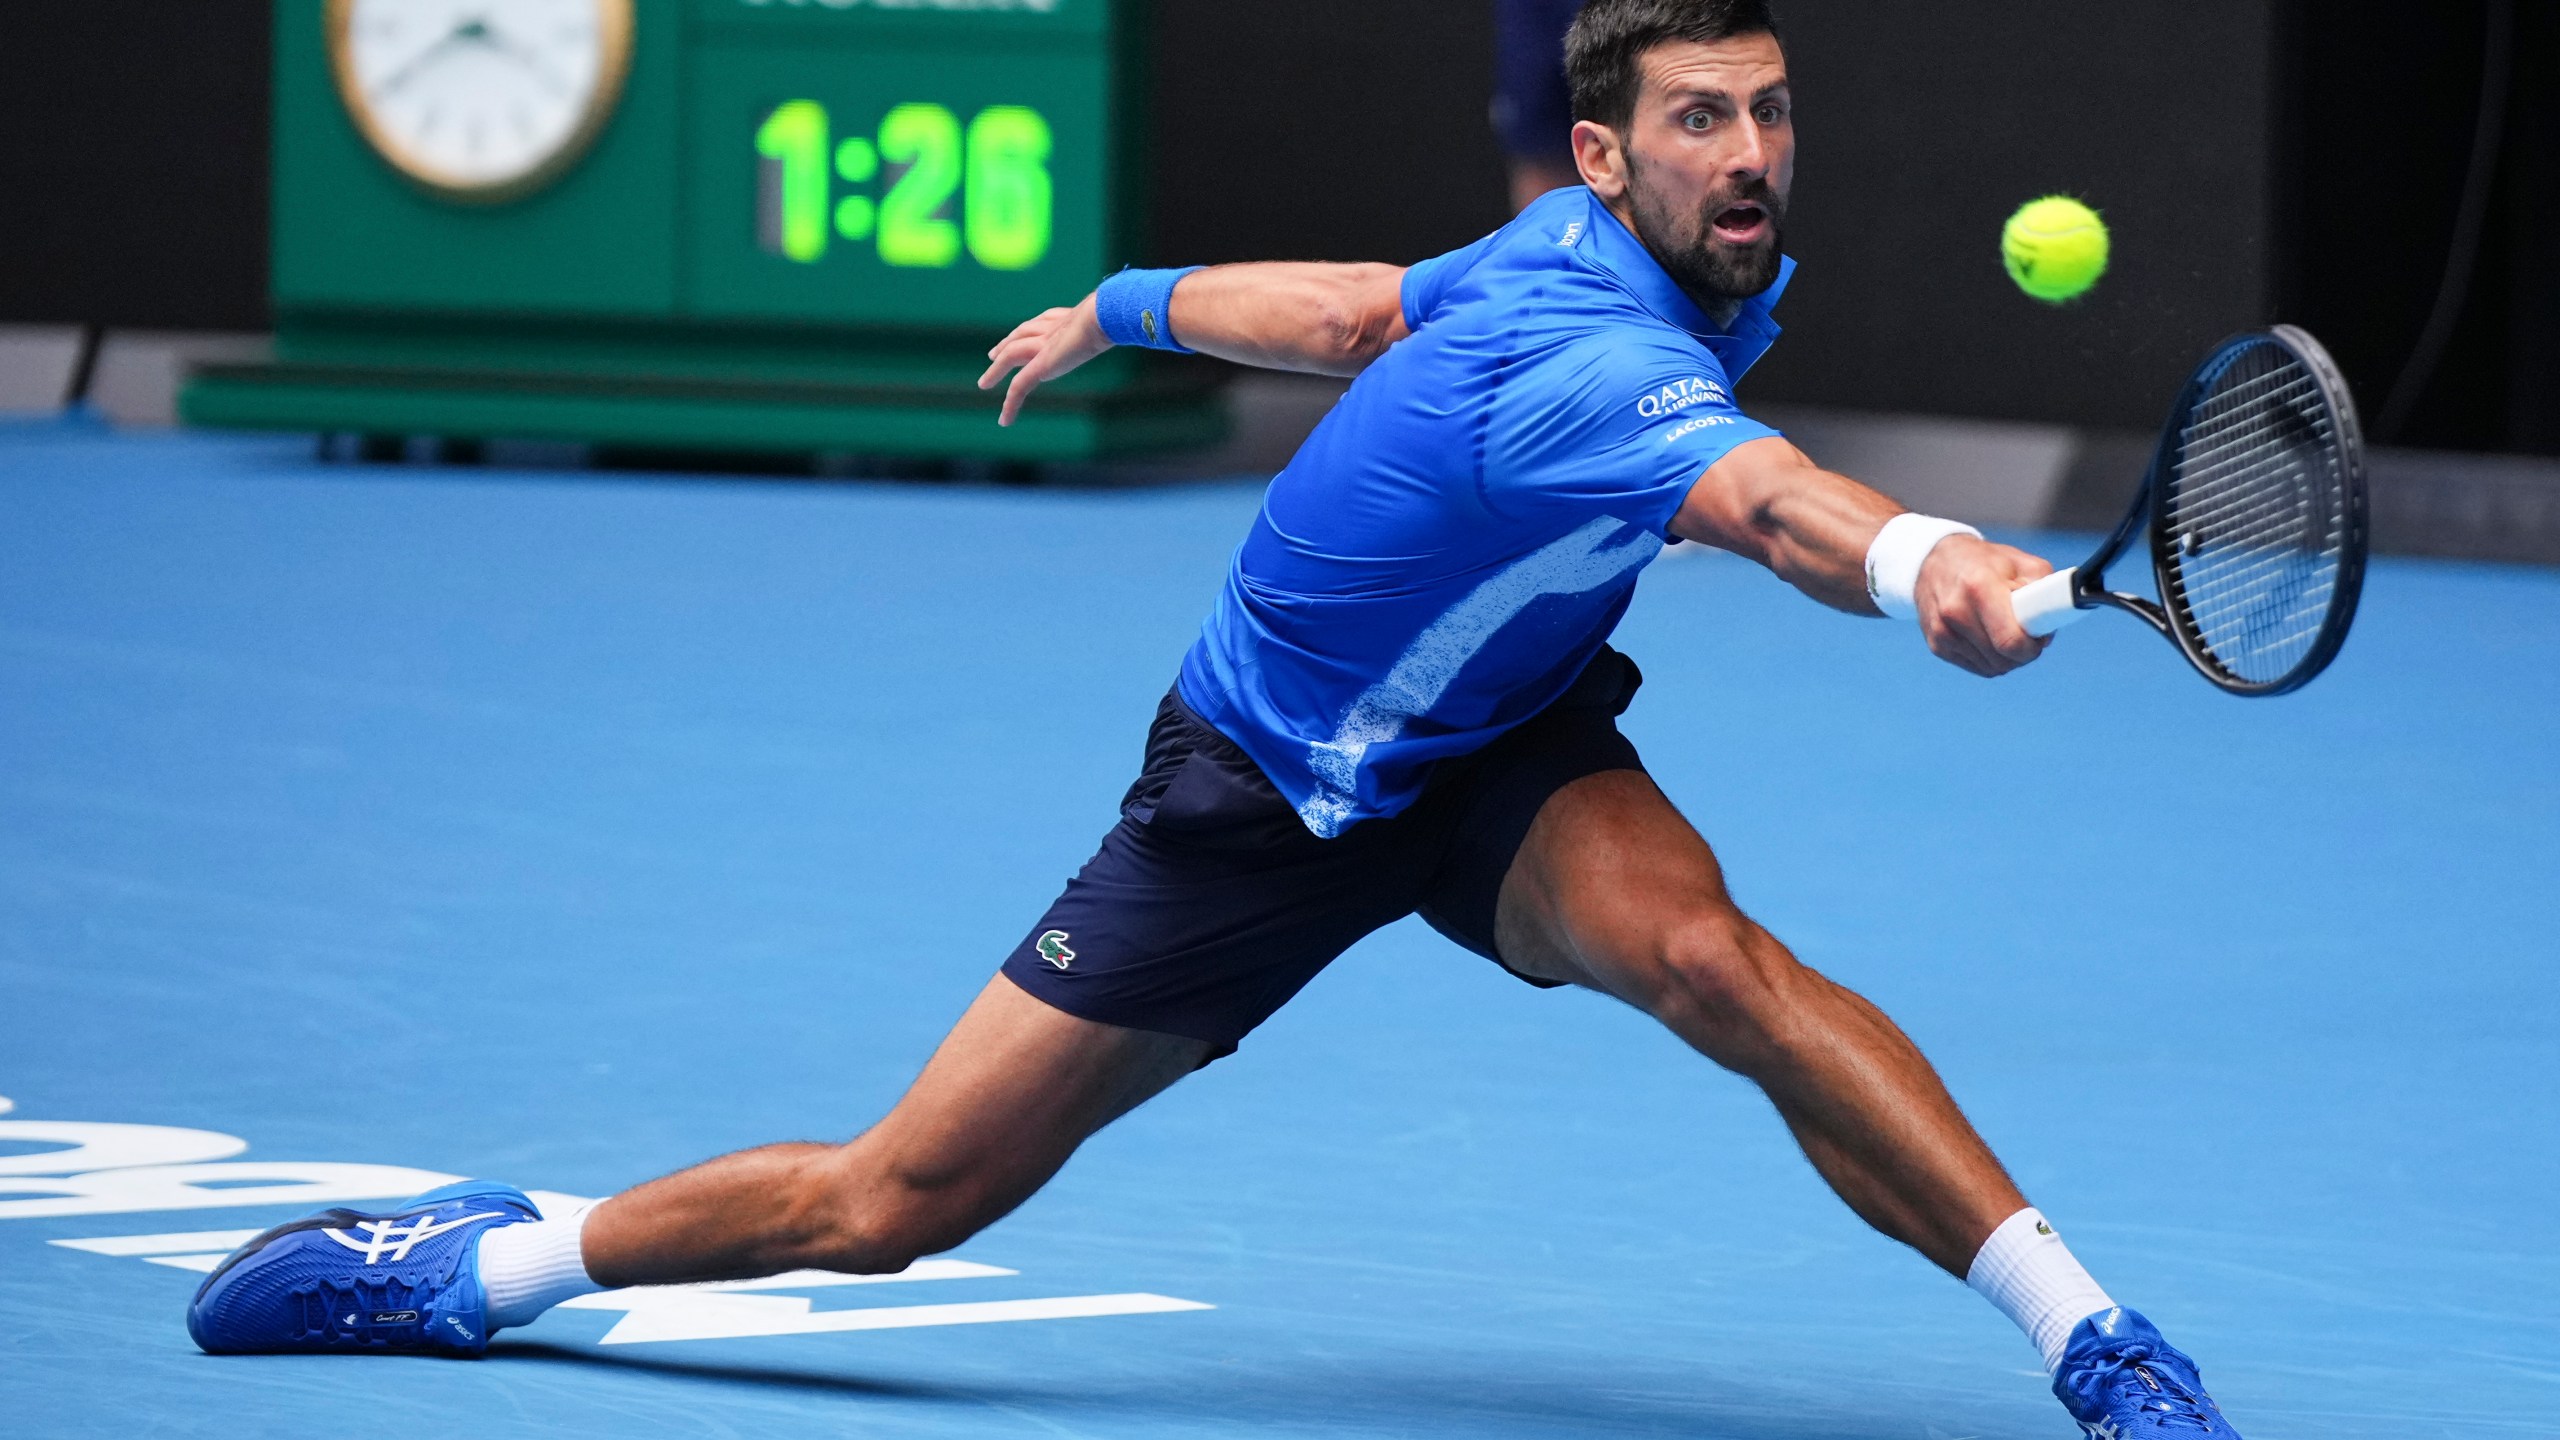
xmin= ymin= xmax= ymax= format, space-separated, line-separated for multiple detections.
xmin=1965 ymin=1207 xmax=2116 ymax=1372
xmin=478 ymin=1200 xmax=605 ymax=1330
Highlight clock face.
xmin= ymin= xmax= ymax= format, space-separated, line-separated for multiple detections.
xmin=329 ymin=0 xmax=634 ymax=200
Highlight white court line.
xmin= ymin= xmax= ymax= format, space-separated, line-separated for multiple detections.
xmin=47 ymin=1227 xmax=1213 ymax=1347
xmin=52 ymin=1227 xmax=1012 ymax=1283
xmin=50 ymin=1229 xmax=259 ymax=1257
xmin=553 ymin=1259 xmax=1017 ymax=1302
xmin=578 ymin=1290 xmax=1213 ymax=1345
xmin=699 ymin=1261 xmax=1017 ymax=1291
xmin=56 ymin=1237 xmax=1014 ymax=1288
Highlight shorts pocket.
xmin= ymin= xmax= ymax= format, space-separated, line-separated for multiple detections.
xmin=1148 ymin=740 xmax=1306 ymax=849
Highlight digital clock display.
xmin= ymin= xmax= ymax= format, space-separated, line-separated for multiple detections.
xmin=682 ymin=3 xmax=1113 ymax=331
xmin=755 ymin=99 xmax=1054 ymax=271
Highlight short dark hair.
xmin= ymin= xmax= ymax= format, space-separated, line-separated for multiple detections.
xmin=1565 ymin=0 xmax=1782 ymax=134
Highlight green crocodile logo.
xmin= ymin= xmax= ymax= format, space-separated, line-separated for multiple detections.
xmin=1036 ymin=930 xmax=1076 ymax=971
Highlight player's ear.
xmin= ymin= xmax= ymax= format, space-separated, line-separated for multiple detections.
xmin=1571 ymin=120 xmax=1627 ymax=199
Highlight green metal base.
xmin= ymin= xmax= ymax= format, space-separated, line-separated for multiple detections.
xmin=182 ymin=361 xmax=1228 ymax=462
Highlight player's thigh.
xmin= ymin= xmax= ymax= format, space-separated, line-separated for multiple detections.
xmin=1490 ymin=768 xmax=1745 ymax=1007
xmin=852 ymin=972 xmax=1210 ymax=1204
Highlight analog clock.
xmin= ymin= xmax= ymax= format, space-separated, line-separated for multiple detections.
xmin=327 ymin=0 xmax=634 ymax=201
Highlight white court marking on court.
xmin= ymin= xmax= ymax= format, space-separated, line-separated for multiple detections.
xmin=23 ymin=1102 xmax=1214 ymax=1347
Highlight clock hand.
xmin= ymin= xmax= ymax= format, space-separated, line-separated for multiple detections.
xmin=469 ymin=18 xmax=574 ymax=98
xmin=369 ymin=22 xmax=478 ymax=100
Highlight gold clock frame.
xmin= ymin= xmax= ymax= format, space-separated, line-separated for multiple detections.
xmin=326 ymin=0 xmax=635 ymax=204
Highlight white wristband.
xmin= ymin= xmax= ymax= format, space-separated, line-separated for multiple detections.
xmin=1864 ymin=513 xmax=1982 ymax=621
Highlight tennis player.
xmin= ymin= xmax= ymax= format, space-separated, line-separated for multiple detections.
xmin=187 ymin=3 xmax=2245 ymax=1435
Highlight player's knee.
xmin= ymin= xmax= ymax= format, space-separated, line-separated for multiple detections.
xmin=1648 ymin=910 xmax=1805 ymax=1058
xmin=796 ymin=1199 xmax=943 ymax=1277
xmin=787 ymin=1153 xmax=973 ymax=1275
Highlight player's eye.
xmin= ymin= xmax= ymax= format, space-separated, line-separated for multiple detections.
xmin=1753 ymin=103 xmax=1785 ymax=126
xmin=1682 ymin=110 xmax=1714 ymax=131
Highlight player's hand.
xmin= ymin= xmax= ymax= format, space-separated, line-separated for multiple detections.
xmin=1914 ymin=535 xmax=2054 ymax=677
xmin=979 ymin=295 xmax=1112 ymax=427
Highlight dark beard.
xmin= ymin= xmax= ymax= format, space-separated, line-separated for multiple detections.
xmin=1624 ymin=157 xmax=1786 ymax=312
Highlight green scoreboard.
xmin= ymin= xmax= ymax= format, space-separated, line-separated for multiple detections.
xmin=186 ymin=0 xmax=1222 ymax=460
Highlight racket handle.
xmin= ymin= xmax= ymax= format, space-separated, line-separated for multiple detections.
xmin=2010 ymin=567 xmax=2087 ymax=638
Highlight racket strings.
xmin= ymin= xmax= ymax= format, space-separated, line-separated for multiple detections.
xmin=2173 ymin=433 xmax=2339 ymax=666
xmin=2160 ymin=343 xmax=2349 ymax=685
xmin=2168 ymin=392 xmax=2343 ymax=673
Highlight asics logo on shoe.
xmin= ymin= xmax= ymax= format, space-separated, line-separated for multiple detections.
xmin=2080 ymin=1422 xmax=2126 ymax=1440
xmin=321 ymin=1209 xmax=509 ymax=1265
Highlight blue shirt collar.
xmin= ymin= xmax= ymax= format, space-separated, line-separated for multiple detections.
xmin=1576 ymin=188 xmax=1793 ymax=379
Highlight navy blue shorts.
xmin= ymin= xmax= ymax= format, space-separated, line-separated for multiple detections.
xmin=1000 ymin=648 xmax=1646 ymax=1056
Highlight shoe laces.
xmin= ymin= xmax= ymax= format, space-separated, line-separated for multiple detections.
xmin=2062 ymin=1340 xmax=2221 ymax=1432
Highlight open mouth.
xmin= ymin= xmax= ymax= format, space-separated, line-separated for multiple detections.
xmin=1710 ymin=202 xmax=1770 ymax=244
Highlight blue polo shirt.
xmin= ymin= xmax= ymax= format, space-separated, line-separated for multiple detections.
xmin=1177 ymin=186 xmax=1792 ymax=837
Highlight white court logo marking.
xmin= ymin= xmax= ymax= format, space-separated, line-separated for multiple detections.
xmin=9 ymin=1094 xmax=1212 ymax=1346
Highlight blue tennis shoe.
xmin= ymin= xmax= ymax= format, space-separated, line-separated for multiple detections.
xmin=187 ymin=1179 xmax=538 ymax=1355
xmin=2053 ymin=1307 xmax=2243 ymax=1437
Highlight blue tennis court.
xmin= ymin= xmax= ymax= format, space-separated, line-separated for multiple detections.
xmin=4 ymin=421 xmax=2555 ymax=1438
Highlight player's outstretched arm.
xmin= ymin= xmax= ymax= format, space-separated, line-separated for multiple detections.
xmin=978 ymin=263 xmax=1409 ymax=426
xmin=1670 ymin=436 xmax=2052 ymax=677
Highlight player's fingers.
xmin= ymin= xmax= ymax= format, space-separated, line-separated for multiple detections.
xmin=986 ymin=313 xmax=1090 ymax=391
xmin=1962 ymin=605 xmax=2037 ymax=676
xmin=1978 ymin=584 xmax=2047 ymax=665
xmin=978 ymin=334 xmax=1047 ymax=391
xmin=982 ymin=329 xmax=1035 ymax=372
xmin=1954 ymin=623 xmax=2032 ymax=676
xmin=979 ymin=316 xmax=1071 ymax=386
xmin=998 ymin=370 xmax=1038 ymax=427
xmin=1922 ymin=616 xmax=2001 ymax=678
xmin=985 ymin=307 xmax=1073 ymax=361
xmin=994 ymin=303 xmax=1108 ymax=420
xmin=999 ymin=349 xmax=1064 ymax=427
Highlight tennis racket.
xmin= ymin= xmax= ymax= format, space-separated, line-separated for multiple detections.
xmin=2007 ymin=324 xmax=2369 ymax=696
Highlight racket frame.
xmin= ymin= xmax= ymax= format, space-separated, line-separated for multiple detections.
xmin=2050 ymin=324 xmax=2369 ymax=697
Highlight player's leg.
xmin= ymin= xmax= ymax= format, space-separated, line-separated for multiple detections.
xmin=1489 ymin=768 xmax=2243 ymax=1436
xmin=1490 ymin=768 xmax=2026 ymax=1275
xmin=578 ymin=972 xmax=1210 ymax=1288
xmin=187 ymin=972 xmax=1209 ymax=1355
xmin=190 ymin=683 xmax=1412 ymax=1357
xmin=538 ymin=686 xmax=1414 ymax=1312
xmin=553 ymin=684 xmax=1425 ymax=1309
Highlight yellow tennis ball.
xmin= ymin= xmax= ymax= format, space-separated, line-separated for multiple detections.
xmin=2002 ymin=195 xmax=2110 ymax=303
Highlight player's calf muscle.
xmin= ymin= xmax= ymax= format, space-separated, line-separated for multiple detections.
xmin=592 ymin=1138 xmax=992 ymax=1284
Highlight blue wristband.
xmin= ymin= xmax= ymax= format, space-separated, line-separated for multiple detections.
xmin=1094 ymin=266 xmax=1204 ymax=353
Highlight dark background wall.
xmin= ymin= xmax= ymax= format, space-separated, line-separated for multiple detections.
xmin=2285 ymin=1 xmax=2559 ymax=454
xmin=0 ymin=0 xmax=271 ymax=331
xmin=1735 ymin=1 xmax=2283 ymax=434
xmin=3 ymin=0 xmax=2551 ymax=450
